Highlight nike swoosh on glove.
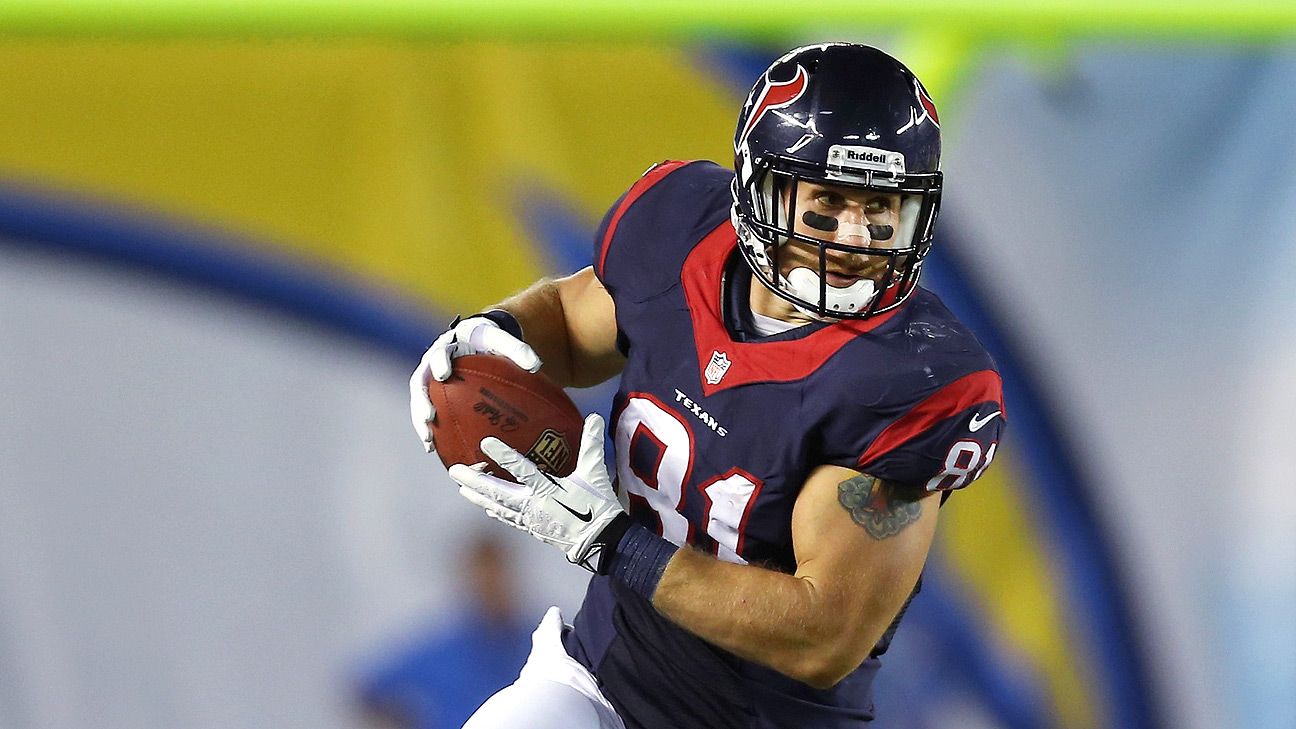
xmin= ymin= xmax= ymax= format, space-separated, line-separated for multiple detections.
xmin=449 ymin=413 xmax=623 ymax=571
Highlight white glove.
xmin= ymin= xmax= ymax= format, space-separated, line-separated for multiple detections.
xmin=409 ymin=314 xmax=542 ymax=453
xmin=449 ymin=414 xmax=624 ymax=571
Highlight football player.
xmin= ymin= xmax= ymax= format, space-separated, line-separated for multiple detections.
xmin=409 ymin=43 xmax=1005 ymax=728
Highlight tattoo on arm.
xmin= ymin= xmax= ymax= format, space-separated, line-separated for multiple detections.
xmin=837 ymin=475 xmax=923 ymax=540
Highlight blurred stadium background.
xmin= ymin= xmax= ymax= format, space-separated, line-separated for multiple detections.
xmin=1 ymin=3 xmax=1293 ymax=728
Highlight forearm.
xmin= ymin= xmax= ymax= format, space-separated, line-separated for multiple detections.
xmin=490 ymin=268 xmax=622 ymax=388
xmin=616 ymin=471 xmax=938 ymax=688
xmin=651 ymin=548 xmax=897 ymax=688
xmin=491 ymin=279 xmax=578 ymax=385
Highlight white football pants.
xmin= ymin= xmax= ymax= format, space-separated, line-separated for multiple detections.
xmin=463 ymin=606 xmax=626 ymax=729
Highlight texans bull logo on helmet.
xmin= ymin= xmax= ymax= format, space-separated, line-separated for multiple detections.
xmin=735 ymin=64 xmax=809 ymax=152
xmin=895 ymin=78 xmax=941 ymax=135
xmin=915 ymin=79 xmax=940 ymax=128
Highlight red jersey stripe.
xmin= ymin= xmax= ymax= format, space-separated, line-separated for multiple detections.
xmin=595 ymin=160 xmax=691 ymax=281
xmin=856 ymin=369 xmax=1004 ymax=468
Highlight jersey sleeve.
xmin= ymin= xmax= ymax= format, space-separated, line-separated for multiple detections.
xmin=591 ymin=159 xmax=733 ymax=303
xmin=855 ymin=370 xmax=1006 ymax=491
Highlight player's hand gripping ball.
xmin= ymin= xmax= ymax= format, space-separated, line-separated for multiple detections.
xmin=426 ymin=354 xmax=584 ymax=480
xmin=411 ymin=314 xmax=544 ymax=452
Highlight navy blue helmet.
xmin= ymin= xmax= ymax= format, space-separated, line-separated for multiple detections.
xmin=731 ymin=43 xmax=944 ymax=319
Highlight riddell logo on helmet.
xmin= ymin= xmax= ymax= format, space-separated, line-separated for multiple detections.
xmin=846 ymin=149 xmax=888 ymax=164
xmin=827 ymin=145 xmax=905 ymax=174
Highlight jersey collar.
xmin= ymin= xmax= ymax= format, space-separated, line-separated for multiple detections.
xmin=682 ymin=221 xmax=906 ymax=396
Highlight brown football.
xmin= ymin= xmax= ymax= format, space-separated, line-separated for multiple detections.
xmin=428 ymin=353 xmax=583 ymax=480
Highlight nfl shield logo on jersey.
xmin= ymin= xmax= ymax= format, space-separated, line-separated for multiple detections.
xmin=705 ymin=350 xmax=732 ymax=385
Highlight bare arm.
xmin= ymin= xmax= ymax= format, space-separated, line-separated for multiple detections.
xmin=492 ymin=266 xmax=624 ymax=388
xmin=652 ymin=465 xmax=939 ymax=688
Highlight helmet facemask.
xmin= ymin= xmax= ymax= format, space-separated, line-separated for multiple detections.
xmin=733 ymin=157 xmax=941 ymax=320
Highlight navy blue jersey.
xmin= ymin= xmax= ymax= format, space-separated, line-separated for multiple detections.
xmin=564 ymin=160 xmax=1005 ymax=728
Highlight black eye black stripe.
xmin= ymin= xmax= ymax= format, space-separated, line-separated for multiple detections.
xmin=802 ymin=210 xmax=837 ymax=231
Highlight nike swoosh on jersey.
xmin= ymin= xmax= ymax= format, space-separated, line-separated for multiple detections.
xmin=555 ymin=499 xmax=593 ymax=522
xmin=968 ymin=410 xmax=1002 ymax=432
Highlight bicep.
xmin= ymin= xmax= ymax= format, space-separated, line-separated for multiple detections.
xmin=554 ymin=266 xmax=625 ymax=387
xmin=792 ymin=464 xmax=940 ymax=651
